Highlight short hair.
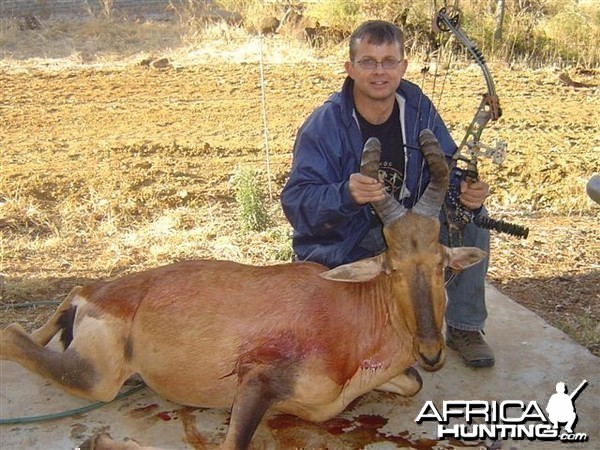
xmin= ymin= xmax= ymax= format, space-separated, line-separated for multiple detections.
xmin=349 ymin=20 xmax=405 ymax=61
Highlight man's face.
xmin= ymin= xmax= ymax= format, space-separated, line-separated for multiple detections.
xmin=345 ymin=38 xmax=407 ymax=104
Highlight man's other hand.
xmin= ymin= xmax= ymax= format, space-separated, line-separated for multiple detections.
xmin=459 ymin=180 xmax=490 ymax=210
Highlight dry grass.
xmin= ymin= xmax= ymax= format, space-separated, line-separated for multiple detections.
xmin=0 ymin=17 xmax=329 ymax=68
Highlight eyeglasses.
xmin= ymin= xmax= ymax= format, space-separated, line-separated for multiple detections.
xmin=353 ymin=58 xmax=402 ymax=71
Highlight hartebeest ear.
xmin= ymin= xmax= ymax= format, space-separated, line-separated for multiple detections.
xmin=444 ymin=247 xmax=486 ymax=271
xmin=320 ymin=254 xmax=386 ymax=283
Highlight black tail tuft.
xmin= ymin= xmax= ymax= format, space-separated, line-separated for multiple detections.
xmin=56 ymin=305 xmax=77 ymax=350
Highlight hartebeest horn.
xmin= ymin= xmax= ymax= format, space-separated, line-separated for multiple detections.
xmin=412 ymin=129 xmax=449 ymax=218
xmin=360 ymin=137 xmax=407 ymax=225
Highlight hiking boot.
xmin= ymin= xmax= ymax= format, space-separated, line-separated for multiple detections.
xmin=446 ymin=326 xmax=495 ymax=368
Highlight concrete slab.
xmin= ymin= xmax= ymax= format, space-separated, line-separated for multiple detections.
xmin=1 ymin=284 xmax=598 ymax=449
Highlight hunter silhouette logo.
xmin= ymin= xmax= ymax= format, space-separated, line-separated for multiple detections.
xmin=415 ymin=379 xmax=589 ymax=442
xmin=546 ymin=380 xmax=587 ymax=435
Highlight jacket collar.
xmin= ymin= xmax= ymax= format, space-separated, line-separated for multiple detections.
xmin=338 ymin=76 xmax=357 ymax=127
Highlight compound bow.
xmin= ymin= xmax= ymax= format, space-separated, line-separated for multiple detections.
xmin=433 ymin=6 xmax=529 ymax=245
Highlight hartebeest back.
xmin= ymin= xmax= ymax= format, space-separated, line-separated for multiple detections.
xmin=1 ymin=130 xmax=485 ymax=450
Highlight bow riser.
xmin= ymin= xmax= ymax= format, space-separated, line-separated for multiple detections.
xmin=454 ymin=94 xmax=507 ymax=181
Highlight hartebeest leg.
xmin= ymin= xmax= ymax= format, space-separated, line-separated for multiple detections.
xmin=221 ymin=377 xmax=276 ymax=450
xmin=375 ymin=366 xmax=422 ymax=396
xmin=30 ymin=286 xmax=81 ymax=346
xmin=221 ymin=365 xmax=297 ymax=450
xmin=81 ymin=433 xmax=165 ymax=450
xmin=1 ymin=323 xmax=129 ymax=402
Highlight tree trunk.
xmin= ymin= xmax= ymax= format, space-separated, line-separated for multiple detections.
xmin=494 ymin=0 xmax=506 ymax=41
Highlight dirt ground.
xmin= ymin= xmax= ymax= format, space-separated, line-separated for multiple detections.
xmin=0 ymin=41 xmax=599 ymax=356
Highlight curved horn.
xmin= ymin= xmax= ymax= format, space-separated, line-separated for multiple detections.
xmin=360 ymin=137 xmax=407 ymax=225
xmin=412 ymin=129 xmax=450 ymax=218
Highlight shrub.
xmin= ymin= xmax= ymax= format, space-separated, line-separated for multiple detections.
xmin=232 ymin=167 xmax=271 ymax=232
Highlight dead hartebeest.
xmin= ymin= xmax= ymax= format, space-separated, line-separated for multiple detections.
xmin=1 ymin=130 xmax=485 ymax=449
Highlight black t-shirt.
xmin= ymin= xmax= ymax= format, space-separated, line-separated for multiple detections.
xmin=355 ymin=100 xmax=405 ymax=200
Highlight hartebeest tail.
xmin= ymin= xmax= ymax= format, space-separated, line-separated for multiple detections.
xmin=1 ymin=130 xmax=485 ymax=450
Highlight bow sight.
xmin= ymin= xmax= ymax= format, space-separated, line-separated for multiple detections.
xmin=434 ymin=6 xmax=530 ymax=244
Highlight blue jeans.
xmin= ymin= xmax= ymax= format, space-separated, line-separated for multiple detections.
xmin=438 ymin=209 xmax=490 ymax=331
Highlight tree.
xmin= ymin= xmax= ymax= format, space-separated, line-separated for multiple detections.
xmin=494 ymin=0 xmax=506 ymax=41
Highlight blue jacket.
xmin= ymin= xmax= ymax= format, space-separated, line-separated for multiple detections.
xmin=281 ymin=76 xmax=458 ymax=268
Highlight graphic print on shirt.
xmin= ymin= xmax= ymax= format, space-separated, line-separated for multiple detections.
xmin=379 ymin=161 xmax=404 ymax=200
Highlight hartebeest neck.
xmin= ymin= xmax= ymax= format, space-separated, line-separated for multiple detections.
xmin=346 ymin=276 xmax=416 ymax=353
